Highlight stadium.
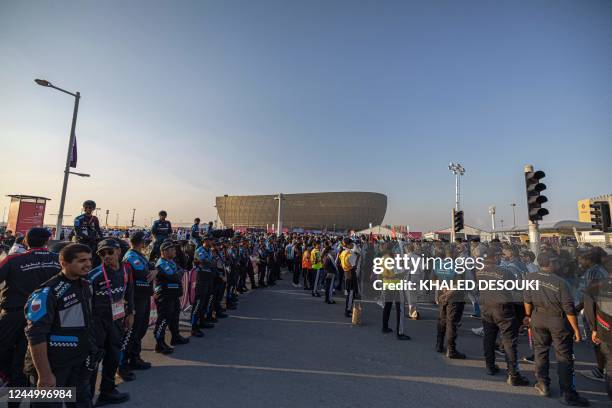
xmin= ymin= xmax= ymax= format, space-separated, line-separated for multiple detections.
xmin=215 ymin=192 xmax=387 ymax=232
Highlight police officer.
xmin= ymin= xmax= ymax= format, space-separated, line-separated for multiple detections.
xmin=24 ymin=243 xmax=94 ymax=408
xmin=211 ymin=241 xmax=229 ymax=320
xmin=154 ymin=240 xmax=189 ymax=354
xmin=88 ymin=239 xmax=133 ymax=405
xmin=476 ymin=247 xmax=529 ymax=385
xmin=583 ymin=256 xmax=612 ymax=401
xmin=0 ymin=228 xmax=60 ymax=398
xmin=149 ymin=211 xmax=172 ymax=262
xmin=191 ymin=237 xmax=216 ymax=337
xmin=74 ymin=200 xmax=103 ymax=267
xmin=190 ymin=218 xmax=202 ymax=248
xmin=524 ymin=251 xmax=589 ymax=406
xmin=120 ymin=232 xmax=154 ymax=373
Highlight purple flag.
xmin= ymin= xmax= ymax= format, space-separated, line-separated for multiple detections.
xmin=69 ymin=136 xmax=77 ymax=168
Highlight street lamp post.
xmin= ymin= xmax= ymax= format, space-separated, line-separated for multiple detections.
xmin=448 ymin=162 xmax=466 ymax=242
xmin=510 ymin=203 xmax=517 ymax=229
xmin=489 ymin=206 xmax=496 ymax=239
xmin=35 ymin=79 xmax=81 ymax=240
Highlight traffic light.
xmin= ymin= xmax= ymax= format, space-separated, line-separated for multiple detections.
xmin=453 ymin=209 xmax=464 ymax=233
xmin=590 ymin=201 xmax=611 ymax=232
xmin=524 ymin=169 xmax=549 ymax=222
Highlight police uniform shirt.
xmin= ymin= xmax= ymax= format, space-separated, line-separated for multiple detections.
xmin=154 ymin=258 xmax=182 ymax=298
xmin=24 ymin=273 xmax=93 ymax=373
xmin=123 ymin=249 xmax=152 ymax=298
xmin=151 ymin=220 xmax=172 ymax=242
xmin=524 ymin=271 xmax=576 ymax=327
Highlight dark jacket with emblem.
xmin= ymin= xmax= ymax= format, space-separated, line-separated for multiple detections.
xmin=24 ymin=273 xmax=94 ymax=373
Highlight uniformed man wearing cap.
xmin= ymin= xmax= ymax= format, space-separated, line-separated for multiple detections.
xmin=119 ymin=232 xmax=155 ymax=374
xmin=190 ymin=235 xmax=216 ymax=337
xmin=0 ymin=227 xmax=60 ymax=396
xmin=153 ymin=239 xmax=189 ymax=354
xmin=476 ymin=247 xmax=529 ymax=385
xmin=523 ymin=251 xmax=589 ymax=406
xmin=74 ymin=200 xmax=103 ymax=267
xmin=87 ymin=239 xmax=134 ymax=406
xmin=149 ymin=211 xmax=172 ymax=262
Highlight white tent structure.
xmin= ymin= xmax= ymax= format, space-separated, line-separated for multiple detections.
xmin=355 ymin=225 xmax=404 ymax=239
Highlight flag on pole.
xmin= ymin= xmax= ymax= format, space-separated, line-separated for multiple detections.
xmin=69 ymin=136 xmax=77 ymax=168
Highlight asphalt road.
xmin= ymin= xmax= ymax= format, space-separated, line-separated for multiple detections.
xmin=118 ymin=270 xmax=610 ymax=408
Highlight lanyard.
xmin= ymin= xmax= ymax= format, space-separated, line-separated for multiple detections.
xmin=101 ymin=263 xmax=127 ymax=304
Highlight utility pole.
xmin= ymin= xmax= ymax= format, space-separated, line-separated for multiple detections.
xmin=510 ymin=203 xmax=517 ymax=229
xmin=115 ymin=213 xmax=119 ymax=228
xmin=131 ymin=208 xmax=136 ymax=228
xmin=105 ymin=210 xmax=110 ymax=228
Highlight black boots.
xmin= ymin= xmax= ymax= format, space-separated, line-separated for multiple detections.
xmin=155 ymin=341 xmax=174 ymax=355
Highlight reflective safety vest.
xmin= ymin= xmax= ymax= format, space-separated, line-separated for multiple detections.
xmin=340 ymin=250 xmax=352 ymax=272
xmin=302 ymin=250 xmax=312 ymax=269
xmin=310 ymin=248 xmax=322 ymax=270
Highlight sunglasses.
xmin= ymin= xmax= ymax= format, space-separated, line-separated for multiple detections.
xmin=98 ymin=249 xmax=116 ymax=256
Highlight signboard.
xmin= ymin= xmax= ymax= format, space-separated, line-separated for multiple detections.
xmin=6 ymin=195 xmax=50 ymax=236
xmin=577 ymin=199 xmax=591 ymax=223
xmin=16 ymin=202 xmax=46 ymax=234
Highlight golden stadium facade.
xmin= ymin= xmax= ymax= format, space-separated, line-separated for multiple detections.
xmin=215 ymin=192 xmax=387 ymax=232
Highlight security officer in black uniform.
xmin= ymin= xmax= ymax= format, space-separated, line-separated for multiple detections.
xmin=119 ymin=232 xmax=154 ymax=375
xmin=24 ymin=243 xmax=94 ymax=408
xmin=524 ymin=251 xmax=589 ymax=406
xmin=149 ymin=211 xmax=172 ymax=262
xmin=583 ymin=256 xmax=612 ymax=401
xmin=88 ymin=239 xmax=133 ymax=406
xmin=190 ymin=236 xmax=216 ymax=337
xmin=476 ymin=247 xmax=529 ymax=385
xmin=74 ymin=200 xmax=103 ymax=267
xmin=0 ymin=227 xmax=60 ymax=401
xmin=154 ymin=240 xmax=189 ymax=355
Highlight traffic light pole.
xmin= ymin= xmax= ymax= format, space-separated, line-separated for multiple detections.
xmin=524 ymin=165 xmax=541 ymax=260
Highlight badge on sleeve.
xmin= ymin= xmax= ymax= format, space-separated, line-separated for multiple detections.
xmin=27 ymin=287 xmax=50 ymax=322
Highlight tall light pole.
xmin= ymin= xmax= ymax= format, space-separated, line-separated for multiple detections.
xmin=131 ymin=208 xmax=136 ymax=228
xmin=35 ymin=79 xmax=82 ymax=240
xmin=274 ymin=193 xmax=284 ymax=236
xmin=489 ymin=206 xmax=496 ymax=239
xmin=510 ymin=203 xmax=517 ymax=229
xmin=448 ymin=162 xmax=465 ymax=242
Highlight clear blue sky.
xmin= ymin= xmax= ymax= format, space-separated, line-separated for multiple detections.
xmin=0 ymin=0 xmax=610 ymax=231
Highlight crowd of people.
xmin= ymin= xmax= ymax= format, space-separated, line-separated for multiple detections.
xmin=0 ymin=200 xmax=611 ymax=406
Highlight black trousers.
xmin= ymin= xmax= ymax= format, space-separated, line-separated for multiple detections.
xmin=0 ymin=310 xmax=28 ymax=389
xmin=90 ymin=316 xmax=123 ymax=395
xmin=383 ymin=301 xmax=405 ymax=334
xmin=212 ymin=279 xmax=226 ymax=316
xmin=257 ymin=263 xmax=267 ymax=286
xmin=345 ymin=276 xmax=357 ymax=312
xmin=154 ymin=297 xmax=180 ymax=344
xmin=531 ymin=323 xmax=576 ymax=395
xmin=481 ymin=304 xmax=519 ymax=375
xmin=292 ymin=261 xmax=301 ymax=285
xmin=30 ymin=362 xmax=92 ymax=408
xmin=191 ymin=274 xmax=215 ymax=328
xmin=600 ymin=342 xmax=612 ymax=400
xmin=148 ymin=240 xmax=162 ymax=262
xmin=126 ymin=296 xmax=151 ymax=362
xmin=437 ymin=301 xmax=464 ymax=350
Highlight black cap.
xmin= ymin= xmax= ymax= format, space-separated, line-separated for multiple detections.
xmin=160 ymin=239 xmax=175 ymax=251
xmin=26 ymin=227 xmax=51 ymax=243
xmin=97 ymin=239 xmax=121 ymax=253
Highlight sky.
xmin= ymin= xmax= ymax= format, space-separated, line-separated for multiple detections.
xmin=0 ymin=0 xmax=610 ymax=231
